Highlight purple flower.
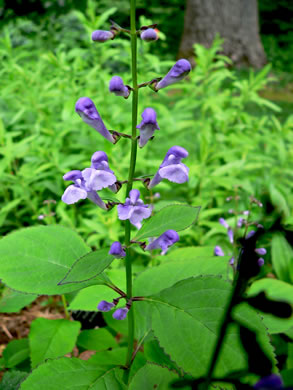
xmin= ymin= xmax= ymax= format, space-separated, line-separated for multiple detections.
xmin=229 ymin=257 xmax=235 ymax=265
xmin=145 ymin=230 xmax=179 ymax=255
xmin=90 ymin=151 xmax=117 ymax=192
xmin=97 ymin=300 xmax=115 ymax=312
xmin=219 ymin=218 xmax=229 ymax=229
xmin=255 ymin=248 xmax=267 ymax=256
xmin=214 ymin=246 xmax=225 ymax=256
xmin=75 ymin=97 xmax=115 ymax=143
xmin=92 ymin=30 xmax=114 ymax=42
xmin=228 ymin=228 xmax=234 ymax=243
xmin=148 ymin=146 xmax=189 ymax=189
xmin=254 ymin=374 xmax=283 ymax=389
xmin=61 ymin=152 xmax=116 ymax=209
xmin=109 ymin=76 xmax=130 ymax=98
xmin=155 ymin=59 xmax=191 ymax=90
xmin=109 ymin=242 xmax=126 ymax=258
xmin=243 ymin=210 xmax=250 ymax=215
xmin=113 ymin=307 xmax=129 ymax=320
xmin=117 ymin=189 xmax=152 ymax=229
xmin=141 ymin=28 xmax=158 ymax=42
xmin=246 ymin=230 xmax=256 ymax=239
xmin=137 ymin=108 xmax=160 ymax=148
xmin=258 ymin=258 xmax=265 ymax=267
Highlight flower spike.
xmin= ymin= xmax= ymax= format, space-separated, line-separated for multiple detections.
xmin=137 ymin=108 xmax=160 ymax=148
xmin=75 ymin=97 xmax=115 ymax=143
xmin=148 ymin=146 xmax=189 ymax=188
xmin=155 ymin=59 xmax=191 ymax=91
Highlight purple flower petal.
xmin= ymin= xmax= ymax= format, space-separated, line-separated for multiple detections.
xmin=148 ymin=146 xmax=189 ymax=188
xmin=246 ymin=230 xmax=256 ymax=239
xmin=156 ymin=59 xmax=191 ymax=90
xmin=63 ymin=170 xmax=83 ymax=182
xmin=129 ymin=205 xmax=152 ymax=226
xmin=129 ymin=189 xmax=141 ymax=204
xmin=158 ymin=163 xmax=189 ymax=184
xmin=75 ymin=97 xmax=115 ymax=143
xmin=145 ymin=230 xmax=179 ymax=255
xmin=254 ymin=374 xmax=283 ymax=389
xmin=92 ymin=30 xmax=114 ymax=42
xmin=61 ymin=185 xmax=87 ymax=204
xmin=109 ymin=76 xmax=130 ymax=98
xmin=82 ymin=168 xmax=116 ymax=191
xmin=141 ymin=28 xmax=158 ymax=42
xmin=227 ymin=228 xmax=234 ymax=243
xmin=219 ymin=218 xmax=229 ymax=229
xmin=214 ymin=246 xmax=225 ymax=256
xmin=97 ymin=300 xmax=115 ymax=312
xmin=109 ymin=242 xmax=126 ymax=258
xmin=117 ymin=204 xmax=132 ymax=220
xmin=113 ymin=307 xmax=129 ymax=320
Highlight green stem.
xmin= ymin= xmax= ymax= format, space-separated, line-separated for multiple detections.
xmin=124 ymin=0 xmax=138 ymax=371
xmin=61 ymin=294 xmax=70 ymax=320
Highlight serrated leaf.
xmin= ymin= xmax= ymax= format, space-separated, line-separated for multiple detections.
xmin=271 ymin=234 xmax=293 ymax=283
xmin=19 ymin=358 xmax=124 ymax=390
xmin=134 ymin=204 xmax=200 ymax=241
xmin=58 ymin=249 xmax=114 ymax=285
xmin=142 ymin=276 xmax=275 ymax=378
xmin=0 ymin=226 xmax=108 ymax=295
xmin=0 ymin=287 xmax=36 ymax=313
xmin=29 ymin=318 xmax=81 ymax=368
xmin=128 ymin=363 xmax=179 ymax=390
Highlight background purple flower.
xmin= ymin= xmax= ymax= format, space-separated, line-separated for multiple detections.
xmin=141 ymin=28 xmax=158 ymax=41
xmin=227 ymin=228 xmax=234 ymax=243
xmin=92 ymin=30 xmax=114 ymax=42
xmin=148 ymin=146 xmax=189 ymax=188
xmin=254 ymin=374 xmax=283 ymax=389
xmin=214 ymin=246 xmax=225 ymax=256
xmin=145 ymin=230 xmax=179 ymax=255
xmin=255 ymin=248 xmax=267 ymax=255
xmin=219 ymin=218 xmax=229 ymax=229
xmin=137 ymin=108 xmax=160 ymax=148
xmin=61 ymin=169 xmax=107 ymax=209
xmin=113 ymin=307 xmax=128 ymax=320
xmin=155 ymin=59 xmax=191 ymax=90
xmin=109 ymin=242 xmax=126 ymax=258
xmin=258 ymin=258 xmax=265 ymax=266
xmin=75 ymin=97 xmax=115 ymax=143
xmin=109 ymin=76 xmax=130 ymax=98
xmin=117 ymin=189 xmax=151 ymax=229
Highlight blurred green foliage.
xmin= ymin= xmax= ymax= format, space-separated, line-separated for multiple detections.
xmin=0 ymin=2 xmax=292 ymax=254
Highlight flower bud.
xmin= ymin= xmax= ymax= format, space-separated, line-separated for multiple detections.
xmin=246 ymin=230 xmax=256 ymax=239
xmin=155 ymin=59 xmax=191 ymax=91
xmin=227 ymin=228 xmax=234 ymax=243
xmin=92 ymin=30 xmax=115 ymax=42
xmin=137 ymin=108 xmax=160 ymax=148
xmin=109 ymin=76 xmax=130 ymax=98
xmin=113 ymin=307 xmax=129 ymax=320
xmin=141 ymin=28 xmax=158 ymax=42
xmin=214 ymin=246 xmax=224 ymax=257
xmin=229 ymin=257 xmax=235 ymax=265
xmin=97 ymin=300 xmax=115 ymax=312
xmin=258 ymin=258 xmax=265 ymax=267
xmin=109 ymin=241 xmax=126 ymax=258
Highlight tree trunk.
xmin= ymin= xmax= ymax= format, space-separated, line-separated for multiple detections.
xmin=178 ymin=0 xmax=267 ymax=68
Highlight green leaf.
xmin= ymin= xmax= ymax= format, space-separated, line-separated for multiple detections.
xmin=271 ymin=234 xmax=293 ymax=283
xmin=77 ymin=329 xmax=116 ymax=351
xmin=133 ymin=204 xmax=200 ymax=241
xmin=269 ymin=184 xmax=290 ymax=219
xmin=128 ymin=363 xmax=179 ymax=390
xmin=143 ymin=276 xmax=275 ymax=378
xmin=0 ymin=226 xmax=108 ymax=295
xmin=19 ymin=358 xmax=124 ymax=390
xmin=58 ymin=249 xmax=114 ymax=285
xmin=144 ymin=339 xmax=178 ymax=371
xmin=0 ymin=370 xmax=28 ymax=390
xmin=29 ymin=318 xmax=81 ymax=368
xmin=163 ymin=246 xmax=215 ymax=261
xmin=247 ymin=278 xmax=293 ymax=333
xmin=0 ymin=287 xmax=36 ymax=313
xmin=88 ymin=348 xmax=127 ymax=366
xmin=3 ymin=339 xmax=30 ymax=369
